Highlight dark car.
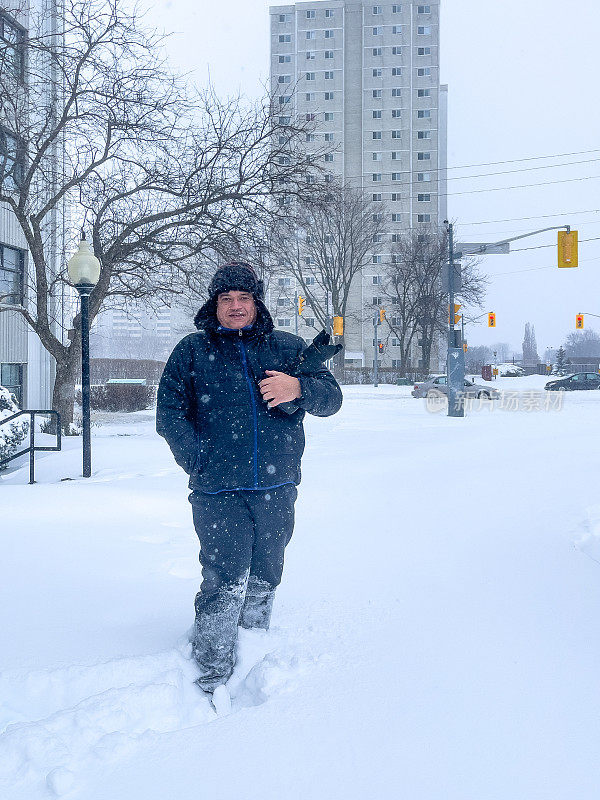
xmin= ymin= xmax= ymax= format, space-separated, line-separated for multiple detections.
xmin=544 ymin=372 xmax=600 ymax=391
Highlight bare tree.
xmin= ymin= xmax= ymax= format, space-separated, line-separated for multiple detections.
xmin=0 ymin=0 xmax=324 ymax=430
xmin=382 ymin=226 xmax=487 ymax=376
xmin=268 ymin=184 xmax=385 ymax=365
xmin=564 ymin=328 xmax=600 ymax=357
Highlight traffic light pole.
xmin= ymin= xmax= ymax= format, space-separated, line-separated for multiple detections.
xmin=373 ymin=314 xmax=379 ymax=388
xmin=294 ymin=291 xmax=298 ymax=335
xmin=445 ymin=222 xmax=465 ymax=418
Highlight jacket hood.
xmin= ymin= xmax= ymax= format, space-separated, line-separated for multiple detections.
xmin=193 ymin=295 xmax=274 ymax=338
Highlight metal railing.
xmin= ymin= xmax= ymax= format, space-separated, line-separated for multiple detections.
xmin=0 ymin=410 xmax=61 ymax=484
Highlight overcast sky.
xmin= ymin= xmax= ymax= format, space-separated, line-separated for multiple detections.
xmin=143 ymin=0 xmax=600 ymax=355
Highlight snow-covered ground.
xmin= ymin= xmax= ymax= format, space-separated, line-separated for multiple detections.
xmin=2 ymin=377 xmax=600 ymax=800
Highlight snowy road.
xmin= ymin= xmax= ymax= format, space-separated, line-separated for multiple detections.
xmin=2 ymin=378 xmax=600 ymax=799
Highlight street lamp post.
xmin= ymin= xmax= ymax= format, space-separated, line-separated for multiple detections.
xmin=67 ymin=232 xmax=101 ymax=477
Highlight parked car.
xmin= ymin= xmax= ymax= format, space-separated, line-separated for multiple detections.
xmin=411 ymin=375 xmax=500 ymax=400
xmin=544 ymin=372 xmax=600 ymax=391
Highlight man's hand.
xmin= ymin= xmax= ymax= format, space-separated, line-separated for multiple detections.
xmin=259 ymin=370 xmax=301 ymax=408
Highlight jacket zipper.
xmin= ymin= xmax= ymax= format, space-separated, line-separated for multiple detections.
xmin=238 ymin=336 xmax=259 ymax=487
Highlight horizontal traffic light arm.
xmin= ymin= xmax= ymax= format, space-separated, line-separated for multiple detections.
xmin=454 ymin=224 xmax=573 ymax=259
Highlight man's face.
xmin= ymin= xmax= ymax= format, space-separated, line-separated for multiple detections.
xmin=216 ymin=290 xmax=257 ymax=329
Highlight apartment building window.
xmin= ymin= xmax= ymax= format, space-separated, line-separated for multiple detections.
xmin=372 ymin=296 xmax=383 ymax=305
xmin=279 ymin=34 xmax=291 ymax=43
xmin=1 ymin=363 xmax=23 ymax=404
xmin=372 ymin=68 xmax=382 ymax=77
xmin=391 ymin=234 xmax=401 ymax=243
xmin=279 ymin=95 xmax=291 ymax=104
xmin=372 ymin=131 xmax=382 ymax=139
xmin=0 ymin=129 xmax=25 ymax=191
xmin=325 ymin=71 xmax=334 ymax=79
xmin=306 ymin=112 xmax=316 ymax=121
xmin=325 ymin=9 xmax=334 ymax=18
xmin=324 ymin=112 xmax=334 ymax=121
xmin=372 ymin=89 xmax=382 ymax=98
xmin=391 ymin=151 xmax=400 ymax=160
xmin=278 ymin=136 xmax=287 ymax=145
xmin=0 ymin=243 xmax=25 ymax=305
xmin=391 ymin=193 xmax=401 ymax=201
xmin=325 ymin=50 xmax=334 ymax=59
xmin=373 ymin=27 xmax=382 ymax=36
xmin=418 ymin=26 xmax=431 ymax=35
xmin=372 ymin=255 xmax=382 ymax=264
xmin=306 ymin=31 xmax=316 ymax=40
xmin=278 ymin=55 xmax=291 ymax=63
xmin=417 ymin=109 xmax=431 ymax=118
xmin=277 ymin=277 xmax=292 ymax=287
xmin=372 ymin=152 xmax=382 ymax=160
xmin=418 ymin=5 xmax=431 ymax=13
xmin=278 ymin=318 xmax=291 ymax=327
xmin=278 ymin=13 xmax=292 ymax=23
xmin=417 ymin=152 xmax=431 ymax=160
xmin=372 ymin=193 xmax=382 ymax=201
xmin=372 ymin=110 xmax=382 ymax=119
xmin=391 ymin=88 xmax=401 ymax=97
xmin=392 ymin=5 xmax=402 ymax=12
xmin=324 ymin=91 xmax=334 ymax=100
xmin=325 ymin=30 xmax=334 ymax=38
xmin=372 ymin=173 xmax=382 ymax=182
xmin=392 ymin=26 xmax=402 ymax=34
xmin=418 ymin=214 xmax=431 ymax=222
xmin=324 ymin=132 xmax=334 ymax=141
xmin=417 ymin=46 xmax=431 ymax=55
xmin=305 ymin=276 xmax=316 ymax=285
xmin=277 ymin=297 xmax=292 ymax=307
xmin=418 ymin=131 xmax=431 ymax=140
xmin=372 ymin=274 xmax=382 ymax=283
xmin=278 ymin=75 xmax=291 ymax=84
xmin=306 ymin=9 xmax=315 ymax=18
xmin=372 ymin=47 xmax=382 ymax=56
xmin=373 ymin=213 xmax=383 ymax=222
xmin=306 ymin=72 xmax=315 ymax=80
xmin=278 ymin=116 xmax=290 ymax=125
xmin=391 ymin=130 xmax=401 ymax=139
xmin=372 ymin=6 xmax=382 ymax=14
xmin=278 ymin=155 xmax=290 ymax=165
xmin=324 ymin=154 xmax=334 ymax=162
xmin=417 ymin=172 xmax=431 ymax=181
xmin=324 ymin=174 xmax=333 ymax=183
xmin=391 ymin=109 xmax=401 ymax=118
xmin=392 ymin=67 xmax=402 ymax=76
xmin=417 ymin=193 xmax=431 ymax=202
xmin=305 ymin=92 xmax=315 ymax=101
xmin=417 ymin=88 xmax=431 ymax=97
xmin=392 ymin=46 xmax=402 ymax=55
xmin=391 ymin=213 xmax=401 ymax=222
xmin=391 ymin=172 xmax=401 ymax=181
xmin=306 ymin=133 xmax=315 ymax=142
xmin=417 ymin=67 xmax=431 ymax=76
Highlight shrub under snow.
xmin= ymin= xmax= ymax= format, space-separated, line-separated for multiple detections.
xmin=0 ymin=386 xmax=29 ymax=469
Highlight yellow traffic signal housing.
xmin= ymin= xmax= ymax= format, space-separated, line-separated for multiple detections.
xmin=488 ymin=312 xmax=496 ymax=328
xmin=448 ymin=303 xmax=461 ymax=325
xmin=576 ymin=313 xmax=584 ymax=330
xmin=463 ymin=342 xmax=468 ymax=352
xmin=558 ymin=231 xmax=578 ymax=268
xmin=333 ymin=315 xmax=344 ymax=336
xmin=298 ymin=296 xmax=305 ymax=315
xmin=379 ymin=308 xmax=386 ymax=323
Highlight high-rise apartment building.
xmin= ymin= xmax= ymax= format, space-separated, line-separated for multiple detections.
xmin=269 ymin=1 xmax=447 ymax=369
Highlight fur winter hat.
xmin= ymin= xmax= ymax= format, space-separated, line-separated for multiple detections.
xmin=207 ymin=262 xmax=264 ymax=301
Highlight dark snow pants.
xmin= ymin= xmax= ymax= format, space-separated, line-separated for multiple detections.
xmin=188 ymin=484 xmax=297 ymax=690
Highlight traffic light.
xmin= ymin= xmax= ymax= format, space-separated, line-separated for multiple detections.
xmin=558 ymin=230 xmax=578 ymax=268
xmin=378 ymin=342 xmax=384 ymax=353
xmin=488 ymin=312 xmax=496 ymax=328
xmin=576 ymin=313 xmax=584 ymax=330
xmin=379 ymin=308 xmax=386 ymax=323
xmin=448 ymin=303 xmax=461 ymax=325
xmin=333 ymin=315 xmax=344 ymax=336
xmin=463 ymin=342 xmax=468 ymax=353
xmin=298 ymin=295 xmax=305 ymax=315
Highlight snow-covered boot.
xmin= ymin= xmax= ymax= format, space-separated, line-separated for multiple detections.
xmin=240 ymin=575 xmax=275 ymax=630
xmin=192 ymin=580 xmax=245 ymax=692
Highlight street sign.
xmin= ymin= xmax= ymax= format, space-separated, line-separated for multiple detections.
xmin=558 ymin=231 xmax=578 ymax=268
xmin=457 ymin=242 xmax=510 ymax=255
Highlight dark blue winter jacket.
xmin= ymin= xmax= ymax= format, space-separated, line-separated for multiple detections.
xmin=156 ymin=298 xmax=343 ymax=493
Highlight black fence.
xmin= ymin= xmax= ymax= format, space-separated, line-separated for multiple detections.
xmin=0 ymin=410 xmax=61 ymax=484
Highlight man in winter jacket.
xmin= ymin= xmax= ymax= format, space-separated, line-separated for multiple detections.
xmin=156 ymin=262 xmax=343 ymax=692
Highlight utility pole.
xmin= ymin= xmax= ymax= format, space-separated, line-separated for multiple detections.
xmin=294 ymin=291 xmax=298 ymax=336
xmin=445 ymin=222 xmax=465 ymax=418
xmin=373 ymin=313 xmax=379 ymax=387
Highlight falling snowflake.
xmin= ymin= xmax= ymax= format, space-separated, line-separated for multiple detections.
xmin=266 ymin=464 xmax=276 ymax=474
xmin=201 ymin=394 xmax=210 ymax=404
